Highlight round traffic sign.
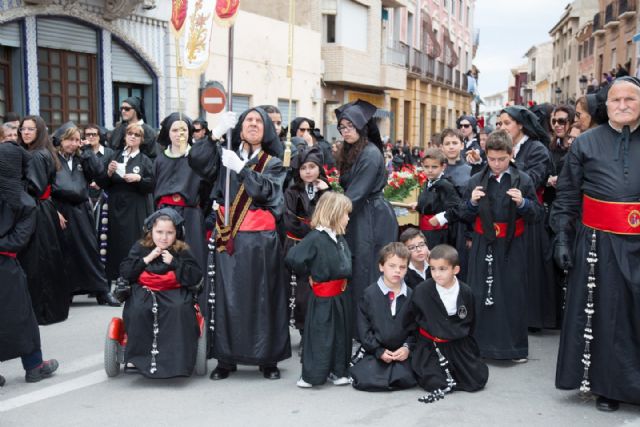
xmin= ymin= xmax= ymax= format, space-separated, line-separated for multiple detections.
xmin=200 ymin=87 xmax=227 ymax=114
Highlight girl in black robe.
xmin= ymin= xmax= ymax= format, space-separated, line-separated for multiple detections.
xmin=335 ymin=100 xmax=399 ymax=326
xmin=284 ymin=146 xmax=330 ymax=333
xmin=0 ymin=141 xmax=58 ymax=385
xmin=97 ymin=123 xmax=154 ymax=282
xmin=189 ymin=108 xmax=290 ymax=380
xmin=52 ymin=125 xmax=117 ymax=305
xmin=119 ymin=208 xmax=203 ymax=378
xmin=18 ymin=116 xmax=71 ymax=324
xmin=285 ymin=192 xmax=353 ymax=387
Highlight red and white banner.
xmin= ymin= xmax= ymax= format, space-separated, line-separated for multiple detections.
xmin=170 ymin=0 xmax=189 ymax=36
xmin=214 ymin=0 xmax=240 ymax=27
xmin=180 ymin=0 xmax=217 ymax=73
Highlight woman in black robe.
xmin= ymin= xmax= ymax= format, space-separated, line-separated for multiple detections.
xmin=52 ymin=125 xmax=118 ymax=306
xmin=188 ymin=108 xmax=290 ymax=380
xmin=119 ymin=208 xmax=203 ymax=378
xmin=336 ymin=100 xmax=399 ymax=327
xmin=97 ymin=123 xmax=154 ymax=282
xmin=154 ymin=113 xmax=207 ymax=272
xmin=18 ymin=116 xmax=72 ymax=323
xmin=0 ymin=141 xmax=58 ymax=385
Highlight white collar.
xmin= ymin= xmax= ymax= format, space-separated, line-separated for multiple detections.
xmin=376 ymin=276 xmax=408 ymax=297
xmin=513 ymin=135 xmax=529 ymax=158
xmin=136 ymin=119 xmax=145 ymax=125
xmin=315 ymin=226 xmax=337 ymax=243
xmin=427 ymin=172 xmax=444 ymax=188
xmin=435 ymin=277 xmax=459 ymax=294
xmin=240 ymin=146 xmax=262 ymax=161
xmin=608 ymin=120 xmax=640 ymax=133
xmin=124 ymin=148 xmax=140 ymax=159
xmin=492 ymin=166 xmax=512 ymax=182
xmin=96 ymin=145 xmax=105 ymax=155
xmin=408 ymin=261 xmax=429 ymax=279
xmin=164 ymin=144 xmax=191 ymax=158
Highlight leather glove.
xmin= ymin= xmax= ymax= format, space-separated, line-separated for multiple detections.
xmin=553 ymin=232 xmax=573 ymax=270
xmin=211 ymin=111 xmax=238 ymax=140
xmin=221 ymin=148 xmax=246 ymax=174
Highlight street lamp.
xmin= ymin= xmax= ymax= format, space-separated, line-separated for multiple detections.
xmin=579 ymin=75 xmax=588 ymax=95
xmin=555 ymin=87 xmax=562 ymax=104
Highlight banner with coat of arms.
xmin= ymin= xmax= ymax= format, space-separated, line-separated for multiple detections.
xmin=179 ymin=0 xmax=217 ymax=74
xmin=215 ymin=0 xmax=240 ymax=27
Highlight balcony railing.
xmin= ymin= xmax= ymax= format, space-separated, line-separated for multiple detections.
xmin=409 ymin=48 xmax=425 ymax=74
xmin=445 ymin=65 xmax=453 ymax=85
xmin=384 ymin=44 xmax=407 ymax=68
xmin=426 ymin=57 xmax=435 ymax=78
xmin=593 ymin=12 xmax=602 ymax=32
xmin=619 ymin=0 xmax=637 ymax=17
xmin=454 ymin=70 xmax=461 ymax=89
xmin=605 ymin=2 xmax=619 ymax=24
xmin=436 ymin=61 xmax=445 ymax=82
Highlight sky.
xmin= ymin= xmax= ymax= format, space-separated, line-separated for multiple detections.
xmin=474 ymin=0 xmax=570 ymax=97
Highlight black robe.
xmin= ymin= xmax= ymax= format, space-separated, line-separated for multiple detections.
xmin=0 ymin=196 xmax=41 ymax=362
xmin=285 ymin=229 xmax=352 ymax=385
xmin=443 ymin=159 xmax=473 ymax=281
xmin=153 ymin=149 xmax=206 ymax=272
xmin=96 ymin=150 xmax=154 ymax=281
xmin=404 ymin=264 xmax=430 ymax=290
xmin=120 ymin=242 xmax=203 ymax=378
xmin=350 ymin=282 xmax=416 ymax=391
xmin=513 ymin=138 xmax=558 ymax=329
xmin=340 ymin=143 xmax=398 ymax=322
xmin=444 ymin=159 xmax=472 ymax=197
xmin=460 ymin=166 xmax=543 ymax=359
xmin=411 ymin=279 xmax=488 ymax=392
xmin=52 ymin=149 xmax=109 ymax=295
xmin=19 ymin=149 xmax=71 ymax=324
xmin=109 ymin=121 xmax=158 ymax=160
xmin=416 ymin=176 xmax=461 ymax=249
xmin=89 ymin=146 xmax=114 ymax=204
xmin=189 ymin=140 xmax=291 ymax=366
xmin=550 ymin=124 xmax=640 ymax=405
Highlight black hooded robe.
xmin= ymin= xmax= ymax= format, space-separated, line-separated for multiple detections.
xmin=443 ymin=159 xmax=473 ymax=281
xmin=460 ymin=166 xmax=543 ymax=359
xmin=416 ymin=176 xmax=461 ymax=249
xmin=551 ymin=124 xmax=640 ymax=405
xmin=108 ymin=97 xmax=158 ymax=159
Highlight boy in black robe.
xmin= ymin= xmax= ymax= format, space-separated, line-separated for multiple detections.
xmin=350 ymin=243 xmax=416 ymax=391
xmin=412 ymin=244 xmax=488 ymax=402
xmin=399 ymin=227 xmax=430 ymax=289
xmin=459 ymin=130 xmax=543 ymax=361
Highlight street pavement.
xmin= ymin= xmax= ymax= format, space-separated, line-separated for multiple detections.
xmin=1 ymin=296 xmax=639 ymax=427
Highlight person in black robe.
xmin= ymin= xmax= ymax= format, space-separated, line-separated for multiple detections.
xmin=412 ymin=244 xmax=488 ymax=401
xmin=459 ymin=130 xmax=543 ymax=361
xmin=96 ymin=122 xmax=154 ymax=283
xmin=0 ymin=141 xmax=59 ymax=385
xmin=551 ymin=77 xmax=640 ymax=411
xmin=188 ymin=108 xmax=290 ymax=380
xmin=458 ymin=115 xmax=485 ymax=175
xmin=17 ymin=116 xmax=71 ymax=324
xmin=119 ymin=208 xmax=202 ymax=378
xmin=285 ymin=192 xmax=353 ymax=387
xmin=350 ymin=243 xmax=416 ymax=392
xmin=499 ymin=106 xmax=557 ymax=330
xmin=52 ymin=125 xmax=118 ymax=306
xmin=153 ymin=113 xmax=206 ymax=272
xmin=284 ymin=146 xmax=330 ymax=333
xmin=399 ymin=228 xmax=431 ymax=289
xmin=335 ymin=99 xmax=399 ymax=327
xmin=108 ymin=96 xmax=158 ymax=159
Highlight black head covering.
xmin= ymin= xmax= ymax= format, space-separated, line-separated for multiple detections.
xmin=0 ymin=141 xmax=31 ymax=207
xmin=456 ymin=115 xmax=478 ymax=134
xmin=586 ymin=84 xmax=609 ymax=125
xmin=51 ymin=121 xmax=78 ymax=147
xmin=123 ymin=96 xmax=146 ymax=122
xmin=289 ymin=117 xmax=315 ymax=138
xmin=231 ymin=107 xmax=284 ymax=158
xmin=334 ymin=99 xmax=383 ymax=152
xmin=290 ymin=145 xmax=329 ymax=187
xmin=143 ymin=207 xmax=185 ymax=240
xmin=528 ymin=103 xmax=554 ymax=136
xmin=502 ymin=105 xmax=551 ymax=145
xmin=312 ymin=128 xmax=324 ymax=141
xmin=157 ymin=113 xmax=194 ymax=148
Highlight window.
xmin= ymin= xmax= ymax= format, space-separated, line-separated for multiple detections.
xmin=323 ymin=14 xmax=336 ymax=44
xmin=466 ymin=6 xmax=470 ymax=26
xmin=0 ymin=47 xmax=11 ymax=123
xmin=459 ymin=0 xmax=463 ymax=20
xmin=589 ymin=37 xmax=594 ymax=56
xmin=407 ymin=11 xmax=414 ymax=46
xmin=578 ymin=45 xmax=582 ymax=61
xmin=278 ymin=99 xmax=297 ymax=126
xmin=338 ymin=0 xmax=368 ymax=51
xmin=38 ymin=48 xmax=96 ymax=130
xmin=231 ymin=95 xmax=250 ymax=115
xmin=451 ymin=0 xmax=455 ymax=16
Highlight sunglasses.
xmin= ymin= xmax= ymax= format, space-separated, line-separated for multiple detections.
xmin=194 ymin=128 xmax=204 ymax=132
xmin=458 ymin=123 xmax=472 ymax=129
xmin=84 ymin=132 xmax=99 ymax=138
xmin=126 ymin=131 xmax=142 ymax=138
xmin=120 ymin=106 xmax=132 ymax=112
xmin=551 ymin=118 xmax=568 ymax=126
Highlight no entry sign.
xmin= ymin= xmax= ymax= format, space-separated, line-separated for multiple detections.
xmin=200 ymin=86 xmax=226 ymax=114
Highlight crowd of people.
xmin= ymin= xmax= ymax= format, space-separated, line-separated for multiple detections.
xmin=1 ymin=76 xmax=639 ymax=412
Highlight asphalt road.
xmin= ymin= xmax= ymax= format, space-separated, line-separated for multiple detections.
xmin=1 ymin=296 xmax=639 ymax=427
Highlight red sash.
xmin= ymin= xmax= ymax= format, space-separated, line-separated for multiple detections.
xmin=419 ymin=214 xmax=448 ymax=231
xmin=0 ymin=251 xmax=17 ymax=258
xmin=40 ymin=185 xmax=51 ymax=201
xmin=418 ymin=327 xmax=451 ymax=343
xmin=311 ymin=279 xmax=347 ymax=297
xmin=139 ymin=271 xmax=181 ymax=292
xmin=157 ymin=193 xmax=188 ymax=208
xmin=536 ymin=187 xmax=545 ymax=204
xmin=218 ymin=206 xmax=276 ymax=232
xmin=582 ymin=194 xmax=640 ymax=235
xmin=474 ymin=217 xmax=525 ymax=238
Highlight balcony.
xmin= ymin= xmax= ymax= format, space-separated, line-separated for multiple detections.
xmin=592 ymin=12 xmax=605 ymax=36
xmin=381 ymin=0 xmax=408 ymax=7
xmin=605 ymin=3 xmax=620 ymax=28
xmin=454 ymin=70 xmax=461 ymax=89
xmin=619 ymin=0 xmax=637 ymax=19
xmin=445 ymin=65 xmax=453 ymax=85
xmin=384 ymin=44 xmax=407 ymax=68
xmin=426 ymin=57 xmax=435 ymax=78
xmin=436 ymin=61 xmax=445 ymax=83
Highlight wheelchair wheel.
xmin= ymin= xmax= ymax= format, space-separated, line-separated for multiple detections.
xmin=104 ymin=328 xmax=121 ymax=377
xmin=194 ymin=330 xmax=208 ymax=376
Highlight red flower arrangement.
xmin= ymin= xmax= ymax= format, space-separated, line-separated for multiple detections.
xmin=384 ymin=165 xmax=427 ymax=202
xmin=323 ymin=165 xmax=344 ymax=193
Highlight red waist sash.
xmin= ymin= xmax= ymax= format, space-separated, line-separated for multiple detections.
xmin=157 ymin=194 xmax=189 ymax=208
xmin=286 ymin=231 xmax=302 ymax=241
xmin=219 ymin=206 xmax=276 ymax=232
xmin=311 ymin=279 xmax=347 ymax=297
xmin=139 ymin=271 xmax=181 ymax=292
xmin=536 ymin=187 xmax=544 ymax=204
xmin=418 ymin=327 xmax=450 ymax=343
xmin=582 ymin=195 xmax=640 ymax=235
xmin=0 ymin=251 xmax=17 ymax=258
xmin=40 ymin=185 xmax=51 ymax=201
xmin=474 ymin=217 xmax=525 ymax=238
xmin=419 ymin=214 xmax=448 ymax=231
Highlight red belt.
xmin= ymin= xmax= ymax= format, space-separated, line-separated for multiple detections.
xmin=418 ymin=327 xmax=450 ymax=343
xmin=286 ymin=231 xmax=302 ymax=241
xmin=0 ymin=251 xmax=17 ymax=258
xmin=158 ymin=194 xmax=189 ymax=207
xmin=474 ymin=217 xmax=525 ymax=238
xmin=419 ymin=214 xmax=448 ymax=231
xmin=536 ymin=187 xmax=544 ymax=204
xmin=582 ymin=194 xmax=640 ymax=235
xmin=139 ymin=271 xmax=181 ymax=292
xmin=219 ymin=206 xmax=276 ymax=232
xmin=311 ymin=279 xmax=347 ymax=297
xmin=40 ymin=185 xmax=51 ymax=200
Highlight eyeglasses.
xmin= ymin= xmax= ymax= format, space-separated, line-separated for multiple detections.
xmin=551 ymin=118 xmax=568 ymax=126
xmin=495 ymin=122 xmax=502 ymax=127
xmin=84 ymin=132 xmax=99 ymax=138
xmin=406 ymin=242 xmax=427 ymax=252
xmin=337 ymin=123 xmax=356 ymax=133
xmin=458 ymin=123 xmax=472 ymax=129
xmin=120 ymin=106 xmax=132 ymax=112
xmin=19 ymin=127 xmax=36 ymax=132
xmin=126 ymin=131 xmax=142 ymax=138
xmin=298 ymin=127 xmax=311 ymax=133
xmin=193 ymin=128 xmax=204 ymax=132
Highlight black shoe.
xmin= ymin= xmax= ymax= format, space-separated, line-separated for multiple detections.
xmin=209 ymin=365 xmax=237 ymax=380
xmin=596 ymin=396 xmax=620 ymax=412
xmin=97 ymin=292 xmax=121 ymax=307
xmin=25 ymin=359 xmax=59 ymax=383
xmin=262 ymin=366 xmax=280 ymax=380
xmin=0 ymin=374 xmax=5 ymax=387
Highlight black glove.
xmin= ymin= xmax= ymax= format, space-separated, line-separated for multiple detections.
xmin=553 ymin=232 xmax=573 ymax=270
xmin=113 ymin=277 xmax=131 ymax=303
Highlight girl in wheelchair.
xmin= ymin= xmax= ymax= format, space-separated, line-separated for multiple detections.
xmin=118 ymin=208 xmax=203 ymax=378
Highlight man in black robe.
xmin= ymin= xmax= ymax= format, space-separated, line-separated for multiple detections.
xmin=109 ymin=96 xmax=158 ymax=159
xmin=551 ymin=76 xmax=640 ymax=411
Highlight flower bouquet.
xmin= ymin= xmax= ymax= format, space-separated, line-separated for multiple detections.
xmin=384 ymin=165 xmax=426 ymax=226
xmin=323 ymin=165 xmax=343 ymax=193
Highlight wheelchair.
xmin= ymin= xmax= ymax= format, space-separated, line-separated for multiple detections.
xmin=104 ymin=278 xmax=208 ymax=377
